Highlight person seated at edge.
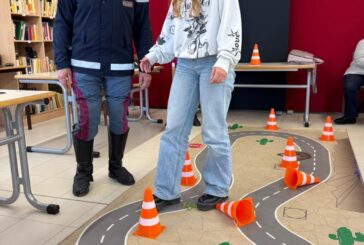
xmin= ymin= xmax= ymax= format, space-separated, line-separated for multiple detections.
xmin=335 ymin=39 xmax=364 ymax=125
xmin=140 ymin=0 xmax=242 ymax=211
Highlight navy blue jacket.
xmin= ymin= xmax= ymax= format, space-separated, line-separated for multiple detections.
xmin=54 ymin=0 xmax=153 ymax=77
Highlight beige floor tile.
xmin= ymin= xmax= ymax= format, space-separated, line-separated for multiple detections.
xmin=43 ymin=227 xmax=77 ymax=245
xmin=69 ymin=203 xmax=107 ymax=228
xmin=0 ymin=219 xmax=66 ymax=245
xmin=0 ymin=215 xmax=20 ymax=232
xmin=32 ymin=177 xmax=71 ymax=197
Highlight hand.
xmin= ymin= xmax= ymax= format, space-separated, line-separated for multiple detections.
xmin=210 ymin=67 xmax=227 ymax=84
xmin=139 ymin=72 xmax=152 ymax=90
xmin=140 ymin=57 xmax=152 ymax=73
xmin=57 ymin=68 xmax=73 ymax=89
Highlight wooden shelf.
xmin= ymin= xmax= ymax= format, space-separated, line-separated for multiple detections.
xmin=42 ymin=16 xmax=55 ymax=20
xmin=0 ymin=66 xmax=29 ymax=73
xmin=14 ymin=40 xmax=43 ymax=44
xmin=11 ymin=13 xmax=40 ymax=18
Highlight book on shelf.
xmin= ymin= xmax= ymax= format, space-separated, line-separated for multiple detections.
xmin=10 ymin=0 xmax=36 ymax=15
xmin=40 ymin=0 xmax=58 ymax=18
xmin=26 ymin=93 xmax=64 ymax=115
xmin=45 ymin=56 xmax=56 ymax=72
xmin=16 ymin=56 xmax=41 ymax=74
xmin=42 ymin=22 xmax=53 ymax=41
xmin=13 ymin=20 xmax=38 ymax=41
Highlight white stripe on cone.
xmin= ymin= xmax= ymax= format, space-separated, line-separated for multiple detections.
xmin=267 ymin=121 xmax=277 ymax=126
xmin=227 ymin=202 xmax=234 ymax=218
xmin=139 ymin=216 xmax=160 ymax=227
xmin=301 ymin=173 xmax=307 ymax=186
xmin=310 ymin=175 xmax=316 ymax=184
xmin=322 ymin=131 xmax=334 ymax=136
xmin=142 ymin=201 xmax=156 ymax=210
xmin=220 ymin=202 xmax=226 ymax=211
xmin=182 ymin=172 xmax=194 ymax=178
xmin=251 ymin=56 xmax=260 ymax=60
xmin=283 ymin=156 xmax=297 ymax=161
xmin=325 ymin=123 xmax=333 ymax=127
xmin=269 ymin=114 xmax=276 ymax=119
xmin=286 ymin=145 xmax=295 ymax=151
xmin=184 ymin=160 xmax=191 ymax=165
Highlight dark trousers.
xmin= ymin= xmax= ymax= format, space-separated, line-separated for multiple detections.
xmin=344 ymin=74 xmax=364 ymax=118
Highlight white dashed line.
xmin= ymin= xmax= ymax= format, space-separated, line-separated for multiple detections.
xmin=119 ymin=214 xmax=128 ymax=221
xmin=262 ymin=196 xmax=270 ymax=201
xmin=301 ymin=139 xmax=306 ymax=143
xmin=273 ymin=191 xmax=280 ymax=195
xmin=311 ymin=172 xmax=314 ymax=175
xmin=283 ymin=187 xmax=289 ymax=190
xmin=311 ymin=146 xmax=314 ymax=149
xmin=255 ymin=202 xmax=260 ymax=208
xmin=282 ymin=243 xmax=287 ymax=245
xmin=107 ymin=224 xmax=114 ymax=232
xmin=313 ymin=167 xmax=316 ymax=171
xmin=307 ymin=143 xmax=311 ymax=146
xmin=266 ymin=232 xmax=276 ymax=239
xmin=256 ymin=221 xmax=262 ymax=228
xmin=293 ymin=137 xmax=298 ymax=139
xmin=190 ymin=195 xmax=199 ymax=199
xmin=100 ymin=235 xmax=105 ymax=244
xmin=135 ymin=209 xmax=141 ymax=213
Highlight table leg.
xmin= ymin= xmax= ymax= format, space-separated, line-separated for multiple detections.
xmin=21 ymin=80 xmax=72 ymax=154
xmin=127 ymin=87 xmax=144 ymax=122
xmin=15 ymin=104 xmax=60 ymax=214
xmin=144 ymin=89 xmax=163 ymax=124
xmin=0 ymin=108 xmax=20 ymax=205
xmin=304 ymin=70 xmax=312 ymax=127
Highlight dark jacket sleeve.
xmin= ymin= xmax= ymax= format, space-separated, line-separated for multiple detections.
xmin=53 ymin=0 xmax=76 ymax=70
xmin=133 ymin=0 xmax=153 ymax=62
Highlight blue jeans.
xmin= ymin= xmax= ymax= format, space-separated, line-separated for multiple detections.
xmin=72 ymin=72 xmax=131 ymax=141
xmin=154 ymin=56 xmax=235 ymax=200
xmin=344 ymin=74 xmax=364 ymax=118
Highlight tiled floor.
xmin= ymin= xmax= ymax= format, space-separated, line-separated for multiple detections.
xmin=0 ymin=109 xmax=363 ymax=245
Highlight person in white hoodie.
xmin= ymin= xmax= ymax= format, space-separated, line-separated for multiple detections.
xmin=140 ymin=0 xmax=242 ymax=211
xmin=335 ymin=39 xmax=364 ymax=124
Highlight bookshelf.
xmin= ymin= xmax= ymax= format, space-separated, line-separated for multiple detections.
xmin=0 ymin=0 xmax=59 ymax=126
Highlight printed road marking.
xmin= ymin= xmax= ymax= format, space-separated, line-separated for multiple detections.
xmin=135 ymin=209 xmax=141 ymax=213
xmin=119 ymin=215 xmax=129 ymax=221
xmin=107 ymin=224 xmax=114 ymax=232
xmin=255 ymin=202 xmax=260 ymax=208
xmin=100 ymin=235 xmax=105 ymax=244
xmin=273 ymin=191 xmax=280 ymax=195
xmin=266 ymin=232 xmax=276 ymax=239
xmin=190 ymin=195 xmax=199 ymax=199
xmin=256 ymin=221 xmax=262 ymax=228
xmin=262 ymin=196 xmax=270 ymax=201
xmin=284 ymin=187 xmax=289 ymax=190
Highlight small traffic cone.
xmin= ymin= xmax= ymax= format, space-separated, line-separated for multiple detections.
xmin=284 ymin=168 xmax=320 ymax=190
xmin=279 ymin=137 xmax=299 ymax=169
xmin=216 ymin=198 xmax=256 ymax=227
xmin=265 ymin=108 xmax=279 ymax=130
xmin=320 ymin=116 xmax=335 ymax=142
xmin=134 ymin=188 xmax=165 ymax=239
xmin=250 ymin=43 xmax=261 ymax=65
xmin=181 ymin=152 xmax=197 ymax=186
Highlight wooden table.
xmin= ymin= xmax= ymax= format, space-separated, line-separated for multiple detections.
xmin=234 ymin=63 xmax=317 ymax=127
xmin=0 ymin=89 xmax=60 ymax=214
xmin=14 ymin=67 xmax=164 ymax=154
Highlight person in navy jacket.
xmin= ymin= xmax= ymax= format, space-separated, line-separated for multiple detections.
xmin=54 ymin=0 xmax=153 ymax=197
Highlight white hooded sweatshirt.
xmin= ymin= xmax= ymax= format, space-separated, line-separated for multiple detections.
xmin=345 ymin=39 xmax=364 ymax=75
xmin=146 ymin=0 xmax=242 ymax=73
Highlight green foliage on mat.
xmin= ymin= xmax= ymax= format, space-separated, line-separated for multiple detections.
xmin=256 ymin=138 xmax=274 ymax=145
xmin=228 ymin=123 xmax=243 ymax=130
xmin=182 ymin=202 xmax=197 ymax=211
xmin=219 ymin=243 xmax=230 ymax=245
xmin=328 ymin=227 xmax=364 ymax=245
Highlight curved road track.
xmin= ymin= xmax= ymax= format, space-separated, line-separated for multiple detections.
xmin=77 ymin=131 xmax=331 ymax=245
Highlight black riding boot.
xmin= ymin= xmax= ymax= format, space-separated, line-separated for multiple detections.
xmin=72 ymin=136 xmax=94 ymax=197
xmin=108 ymin=130 xmax=135 ymax=185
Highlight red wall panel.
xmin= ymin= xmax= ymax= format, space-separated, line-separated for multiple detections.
xmin=286 ymin=0 xmax=364 ymax=112
xmin=147 ymin=0 xmax=172 ymax=108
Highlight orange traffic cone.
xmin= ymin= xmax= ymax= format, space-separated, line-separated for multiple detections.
xmin=250 ymin=43 xmax=261 ymax=65
xmin=284 ymin=168 xmax=320 ymax=190
xmin=134 ymin=188 xmax=165 ymax=239
xmin=320 ymin=116 xmax=335 ymax=142
xmin=279 ymin=137 xmax=299 ymax=169
xmin=216 ymin=198 xmax=256 ymax=227
xmin=265 ymin=108 xmax=279 ymax=130
xmin=181 ymin=152 xmax=197 ymax=186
